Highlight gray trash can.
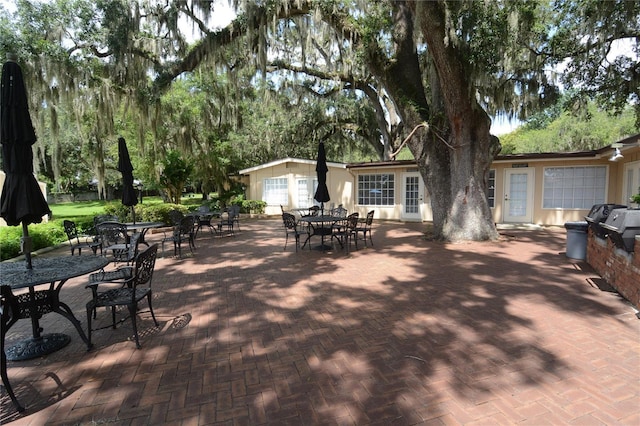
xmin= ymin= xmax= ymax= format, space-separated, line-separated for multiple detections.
xmin=564 ymin=221 xmax=588 ymax=260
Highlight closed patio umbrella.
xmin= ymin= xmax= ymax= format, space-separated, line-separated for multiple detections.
xmin=314 ymin=141 xmax=330 ymax=214
xmin=117 ymin=136 xmax=138 ymax=223
xmin=0 ymin=55 xmax=51 ymax=269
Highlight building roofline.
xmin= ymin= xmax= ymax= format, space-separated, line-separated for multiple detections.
xmin=239 ymin=157 xmax=346 ymax=174
xmin=346 ymin=160 xmax=417 ymax=169
xmin=238 ymin=134 xmax=640 ymax=172
xmin=346 ymin=133 xmax=640 ymax=168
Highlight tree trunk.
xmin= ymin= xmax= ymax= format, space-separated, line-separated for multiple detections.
xmin=394 ymin=1 xmax=500 ymax=241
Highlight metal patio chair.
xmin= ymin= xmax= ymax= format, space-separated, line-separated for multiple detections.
xmin=86 ymin=244 xmax=159 ymax=349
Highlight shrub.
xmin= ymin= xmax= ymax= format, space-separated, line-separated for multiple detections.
xmin=0 ymin=226 xmax=22 ymax=260
xmin=103 ymin=202 xmax=134 ymax=222
xmin=227 ymin=194 xmax=265 ymax=214
xmin=0 ymin=221 xmax=68 ymax=261
xmin=141 ymin=203 xmax=189 ymax=224
xmin=242 ymin=199 xmax=266 ymax=214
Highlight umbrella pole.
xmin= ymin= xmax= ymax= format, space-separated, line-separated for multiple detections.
xmin=132 ymin=206 xmax=136 ymax=224
xmin=21 ymin=222 xmax=33 ymax=269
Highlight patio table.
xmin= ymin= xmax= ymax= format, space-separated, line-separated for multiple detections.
xmin=1 ymin=255 xmax=109 ymax=360
xmin=124 ymin=221 xmax=164 ymax=246
xmin=299 ymin=215 xmax=345 ymax=250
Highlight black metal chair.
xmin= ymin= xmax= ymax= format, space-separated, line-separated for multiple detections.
xmin=217 ymin=205 xmax=240 ymax=235
xmin=356 ymin=210 xmax=375 ymax=246
xmin=86 ymin=244 xmax=159 ymax=349
xmin=282 ymin=212 xmax=308 ymax=252
xmin=341 ymin=212 xmax=360 ymax=253
xmin=166 ymin=209 xmax=184 ymax=227
xmin=161 ymin=215 xmax=196 ymax=257
xmin=330 ymin=204 xmax=349 ymax=235
xmin=96 ymin=221 xmax=130 ymax=263
xmin=93 ymin=214 xmax=119 ymax=229
xmin=63 ymin=219 xmax=101 ymax=256
xmin=1 ymin=286 xmax=24 ymax=412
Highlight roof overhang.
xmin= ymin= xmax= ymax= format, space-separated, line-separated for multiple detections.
xmin=242 ymin=134 xmax=640 ymax=173
xmin=239 ymin=157 xmax=346 ymax=175
xmin=495 ymin=133 xmax=639 ymax=163
xmin=346 ymin=160 xmax=417 ymax=170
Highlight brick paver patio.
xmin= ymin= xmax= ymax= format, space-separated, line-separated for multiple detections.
xmin=1 ymin=218 xmax=639 ymax=425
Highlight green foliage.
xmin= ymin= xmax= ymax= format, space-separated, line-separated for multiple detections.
xmin=500 ymin=104 xmax=636 ymax=153
xmin=103 ymin=202 xmax=132 ymax=221
xmin=547 ymin=0 xmax=640 ymax=125
xmin=0 ymin=198 xmax=206 ymax=260
xmin=631 ymin=188 xmax=640 ymax=204
xmin=217 ymin=182 xmax=246 ymax=207
xmin=140 ymin=203 xmax=189 ymax=224
xmin=0 ymin=227 xmax=22 ymax=261
xmin=159 ymin=151 xmax=194 ymax=204
xmin=241 ymin=199 xmax=267 ymax=214
xmin=226 ymin=194 xmax=265 ymax=213
xmin=0 ymin=221 xmax=68 ymax=261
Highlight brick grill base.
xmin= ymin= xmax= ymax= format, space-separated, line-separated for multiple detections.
xmin=587 ymin=228 xmax=640 ymax=309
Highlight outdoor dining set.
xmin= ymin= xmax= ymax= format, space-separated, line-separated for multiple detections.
xmin=0 ymin=206 xmax=239 ymax=412
xmin=1 ymin=198 xmax=371 ymax=412
xmin=281 ymin=204 xmax=375 ymax=253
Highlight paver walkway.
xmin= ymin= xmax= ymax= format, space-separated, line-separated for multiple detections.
xmin=1 ymin=219 xmax=639 ymax=425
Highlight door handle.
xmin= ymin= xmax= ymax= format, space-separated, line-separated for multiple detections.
xmin=504 ymin=194 xmax=509 ymax=201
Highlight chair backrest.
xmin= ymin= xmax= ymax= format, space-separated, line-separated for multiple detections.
xmin=125 ymin=232 xmax=142 ymax=263
xmin=63 ymin=220 xmax=80 ymax=242
xmin=282 ymin=212 xmax=297 ymax=230
xmin=92 ymin=215 xmax=118 ymax=237
xmin=131 ymin=244 xmax=158 ymax=290
xmin=167 ymin=209 xmax=185 ymax=226
xmin=176 ymin=215 xmax=195 ymax=237
xmin=93 ymin=215 xmax=118 ymax=228
xmin=228 ymin=205 xmax=240 ymax=218
xmin=346 ymin=212 xmax=359 ymax=231
xmin=97 ymin=221 xmax=129 ymax=247
xmin=308 ymin=206 xmax=320 ymax=216
xmin=332 ymin=206 xmax=348 ymax=218
xmin=365 ymin=210 xmax=375 ymax=226
xmin=197 ymin=205 xmax=210 ymax=214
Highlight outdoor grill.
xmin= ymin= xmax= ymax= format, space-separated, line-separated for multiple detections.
xmin=585 ymin=203 xmax=627 ymax=238
xmin=600 ymin=208 xmax=640 ymax=252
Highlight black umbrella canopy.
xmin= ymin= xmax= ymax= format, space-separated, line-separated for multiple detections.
xmin=313 ymin=141 xmax=330 ymax=210
xmin=0 ymin=57 xmax=51 ymax=268
xmin=117 ymin=136 xmax=138 ymax=221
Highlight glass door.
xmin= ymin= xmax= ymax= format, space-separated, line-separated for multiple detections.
xmin=504 ymin=169 xmax=534 ymax=222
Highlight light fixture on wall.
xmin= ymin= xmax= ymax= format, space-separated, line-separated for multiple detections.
xmin=609 ymin=143 xmax=624 ymax=162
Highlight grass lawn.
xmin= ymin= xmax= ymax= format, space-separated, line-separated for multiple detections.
xmin=50 ymin=200 xmax=113 ymax=220
xmin=0 ymin=195 xmax=206 ymax=261
xmin=49 ymin=195 xmax=202 ymax=221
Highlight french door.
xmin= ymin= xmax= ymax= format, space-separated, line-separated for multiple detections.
xmin=504 ymin=168 xmax=534 ymax=223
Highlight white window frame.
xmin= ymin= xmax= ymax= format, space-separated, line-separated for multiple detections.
xmin=623 ymin=160 xmax=640 ymax=205
xmin=486 ymin=169 xmax=496 ymax=208
xmin=263 ymin=178 xmax=288 ymax=206
xmin=357 ymin=173 xmax=395 ymax=206
xmin=542 ymin=166 xmax=607 ymax=209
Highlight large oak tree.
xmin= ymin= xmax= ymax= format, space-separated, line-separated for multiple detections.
xmin=145 ymin=0 xmax=637 ymax=240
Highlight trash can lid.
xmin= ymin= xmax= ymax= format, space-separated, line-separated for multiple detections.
xmin=564 ymin=221 xmax=588 ymax=230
